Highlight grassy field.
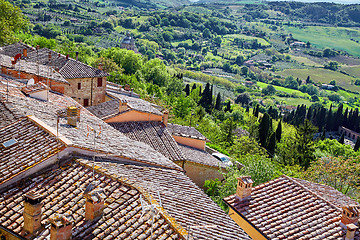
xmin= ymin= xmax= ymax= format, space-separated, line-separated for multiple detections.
xmin=341 ymin=65 xmax=360 ymax=78
xmin=273 ymin=96 xmax=313 ymax=107
xmin=224 ymin=34 xmax=271 ymax=47
xmin=280 ymin=68 xmax=358 ymax=92
xmin=284 ymin=26 xmax=360 ymax=57
xmin=290 ymin=55 xmax=322 ymax=67
xmin=257 ymin=82 xmax=309 ymax=97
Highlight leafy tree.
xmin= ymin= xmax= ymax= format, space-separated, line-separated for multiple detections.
xmin=262 ymin=84 xmax=276 ymax=95
xmin=92 ymin=57 xmax=122 ymax=73
xmin=285 ymin=76 xmax=299 ymax=90
xmin=142 ymin=58 xmax=168 ymax=86
xmin=203 ymin=28 xmax=211 ymax=38
xmin=0 ymin=0 xmax=28 ymax=45
xmin=295 ymin=119 xmax=318 ymax=169
xmin=258 ymin=113 xmax=272 ymax=148
xmin=166 ymin=75 xmax=184 ymax=96
xmin=174 ymin=94 xmax=194 ymax=118
xmin=324 ymin=61 xmax=339 ymax=71
xmin=235 ymin=93 xmax=251 ymax=106
xmin=221 ymin=118 xmax=236 ymax=146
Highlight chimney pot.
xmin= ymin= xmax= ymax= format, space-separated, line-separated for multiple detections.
xmin=84 ymin=187 xmax=106 ymax=221
xmin=23 ymin=48 xmax=28 ymax=57
xmin=345 ymin=223 xmax=358 ymax=240
xmin=236 ymin=176 xmax=253 ymax=201
xmin=23 ymin=191 xmax=44 ymax=235
xmin=163 ymin=110 xmax=169 ymax=127
xmin=66 ymin=54 xmax=69 ymax=60
xmin=342 ymin=205 xmax=360 ymax=225
xmin=36 ymin=45 xmax=40 ymax=50
xmin=50 ymin=214 xmax=72 ymax=240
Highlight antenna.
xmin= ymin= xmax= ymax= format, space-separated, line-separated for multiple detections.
xmin=86 ymin=124 xmax=101 ymax=183
xmin=140 ymin=191 xmax=163 ymax=240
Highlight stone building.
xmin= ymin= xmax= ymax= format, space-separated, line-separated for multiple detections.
xmin=120 ymin=32 xmax=136 ymax=51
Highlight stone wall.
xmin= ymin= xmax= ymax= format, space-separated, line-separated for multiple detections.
xmin=183 ymin=161 xmax=224 ymax=188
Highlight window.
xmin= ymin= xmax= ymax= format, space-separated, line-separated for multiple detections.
xmin=78 ymin=82 xmax=81 ymax=90
xmin=97 ymin=77 xmax=102 ymax=87
xmin=84 ymin=99 xmax=89 ymax=107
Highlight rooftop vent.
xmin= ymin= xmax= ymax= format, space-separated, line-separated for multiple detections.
xmin=2 ymin=138 xmax=17 ymax=148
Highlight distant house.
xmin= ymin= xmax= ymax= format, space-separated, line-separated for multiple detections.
xmin=290 ymin=41 xmax=306 ymax=47
xmin=224 ymin=175 xmax=360 ymax=240
xmin=120 ymin=32 xmax=136 ymax=51
xmin=321 ymin=84 xmax=336 ymax=90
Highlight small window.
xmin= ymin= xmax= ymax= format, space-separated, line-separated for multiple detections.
xmin=2 ymin=139 xmax=17 ymax=148
xmin=97 ymin=77 xmax=102 ymax=87
xmin=84 ymin=99 xmax=89 ymax=107
xmin=78 ymin=82 xmax=81 ymax=90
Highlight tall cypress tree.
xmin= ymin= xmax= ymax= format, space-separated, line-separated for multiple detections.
xmin=326 ymin=104 xmax=333 ymax=131
xmin=191 ymin=83 xmax=197 ymax=92
xmin=354 ymin=137 xmax=360 ymax=152
xmin=258 ymin=113 xmax=271 ymax=147
xmin=254 ymin=104 xmax=259 ymax=118
xmin=276 ymin=120 xmax=282 ymax=142
xmin=267 ymin=132 xmax=276 ymax=156
xmin=215 ymin=92 xmax=222 ymax=111
xmin=225 ymin=101 xmax=231 ymax=112
xmin=334 ymin=103 xmax=343 ymax=130
xmin=184 ymin=84 xmax=190 ymax=96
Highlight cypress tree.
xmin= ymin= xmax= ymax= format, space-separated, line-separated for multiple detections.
xmin=246 ymin=105 xmax=249 ymax=112
xmin=254 ymin=104 xmax=259 ymax=117
xmin=338 ymin=133 xmax=345 ymax=144
xmin=258 ymin=113 xmax=271 ymax=147
xmin=354 ymin=137 xmax=360 ymax=152
xmin=326 ymin=104 xmax=333 ymax=131
xmin=343 ymin=108 xmax=348 ymax=127
xmin=225 ymin=101 xmax=231 ymax=112
xmin=276 ymin=120 xmax=282 ymax=142
xmin=184 ymin=84 xmax=190 ymax=96
xmin=320 ymin=128 xmax=326 ymax=140
xmin=191 ymin=83 xmax=197 ymax=92
xmin=267 ymin=132 xmax=276 ymax=157
xmin=198 ymin=86 xmax=202 ymax=96
xmin=334 ymin=103 xmax=343 ymax=130
xmin=215 ymin=92 xmax=222 ymax=111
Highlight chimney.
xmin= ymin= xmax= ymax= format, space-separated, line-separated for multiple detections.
xmin=346 ymin=224 xmax=358 ymax=240
xmin=236 ymin=176 xmax=253 ymax=201
xmin=48 ymin=51 xmax=52 ymax=62
xmin=98 ymin=63 xmax=103 ymax=70
xmin=162 ymin=110 xmax=169 ymax=127
xmin=36 ymin=45 xmax=40 ymax=50
xmin=23 ymin=191 xmax=43 ymax=235
xmin=23 ymin=48 xmax=28 ymax=57
xmin=84 ymin=188 xmax=106 ymax=221
xmin=66 ymin=54 xmax=69 ymax=60
xmin=67 ymin=106 xmax=80 ymax=127
xmin=342 ymin=205 xmax=360 ymax=225
xmin=49 ymin=214 xmax=72 ymax=240
xmin=75 ymin=52 xmax=79 ymax=61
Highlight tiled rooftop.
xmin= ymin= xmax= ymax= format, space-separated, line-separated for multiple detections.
xmin=0 ymin=117 xmax=65 ymax=185
xmin=110 ymin=121 xmax=186 ymax=162
xmin=224 ymin=175 xmax=360 ymax=240
xmin=86 ymin=99 xmax=120 ymax=120
xmin=0 ymin=99 xmax=20 ymax=129
xmin=178 ymin=144 xmax=227 ymax=168
xmin=0 ymin=42 xmax=35 ymax=57
xmin=25 ymin=48 xmax=109 ymax=79
xmin=0 ymin=53 xmax=68 ymax=83
xmin=21 ymin=83 xmax=48 ymax=95
xmin=167 ymin=123 xmax=207 ymax=141
xmin=109 ymin=91 xmax=163 ymax=116
xmin=93 ymin=159 xmax=251 ymax=240
xmin=0 ymin=84 xmax=181 ymax=171
xmin=0 ymin=159 xmax=185 ymax=240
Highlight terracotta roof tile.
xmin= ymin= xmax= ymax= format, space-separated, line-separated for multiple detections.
xmin=167 ymin=123 xmax=207 ymax=141
xmin=0 ymin=117 xmax=64 ymax=185
xmin=0 ymin=42 xmax=35 ymax=57
xmin=0 ymin=84 xmax=181 ymax=171
xmin=94 ymin=160 xmax=251 ymax=240
xmin=178 ymin=144 xmax=227 ymax=168
xmin=0 ymin=160 xmax=185 ymax=240
xmin=224 ymin=175 xmax=360 ymax=240
xmin=110 ymin=121 xmax=186 ymax=162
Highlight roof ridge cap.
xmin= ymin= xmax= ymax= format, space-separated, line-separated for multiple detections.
xmin=75 ymin=158 xmax=189 ymax=239
xmin=283 ymin=175 xmax=341 ymax=211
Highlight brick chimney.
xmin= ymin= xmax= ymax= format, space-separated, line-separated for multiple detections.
xmin=345 ymin=224 xmax=358 ymax=240
xmin=84 ymin=188 xmax=106 ymax=221
xmin=23 ymin=48 xmax=28 ymax=57
xmin=48 ymin=51 xmax=52 ymax=63
xmin=23 ymin=191 xmax=43 ymax=235
xmin=49 ymin=214 xmax=72 ymax=240
xmin=342 ymin=205 xmax=360 ymax=225
xmin=163 ymin=110 xmax=169 ymax=127
xmin=236 ymin=176 xmax=253 ymax=201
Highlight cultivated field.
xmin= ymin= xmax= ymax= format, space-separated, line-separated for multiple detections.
xmin=341 ymin=65 xmax=360 ymax=78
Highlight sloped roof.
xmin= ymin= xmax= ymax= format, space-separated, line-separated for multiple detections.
xmin=0 ymin=99 xmax=20 ymax=129
xmin=109 ymin=91 xmax=163 ymax=116
xmin=93 ymin=159 xmax=252 ymax=240
xmin=86 ymin=99 xmax=120 ymax=120
xmin=167 ymin=123 xmax=207 ymax=141
xmin=0 ymin=53 xmax=68 ymax=83
xmin=0 ymin=117 xmax=65 ymax=185
xmin=0 ymin=159 xmax=186 ymax=239
xmin=0 ymin=84 xmax=181 ymax=171
xmin=25 ymin=48 xmax=109 ymax=79
xmin=110 ymin=121 xmax=186 ymax=162
xmin=21 ymin=82 xmax=48 ymax=95
xmin=178 ymin=144 xmax=227 ymax=168
xmin=0 ymin=42 xmax=35 ymax=57
xmin=224 ymin=175 xmax=360 ymax=240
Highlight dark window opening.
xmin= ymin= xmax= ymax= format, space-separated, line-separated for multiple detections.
xmin=78 ymin=82 xmax=81 ymax=90
xmin=84 ymin=99 xmax=89 ymax=107
xmin=97 ymin=77 xmax=102 ymax=87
